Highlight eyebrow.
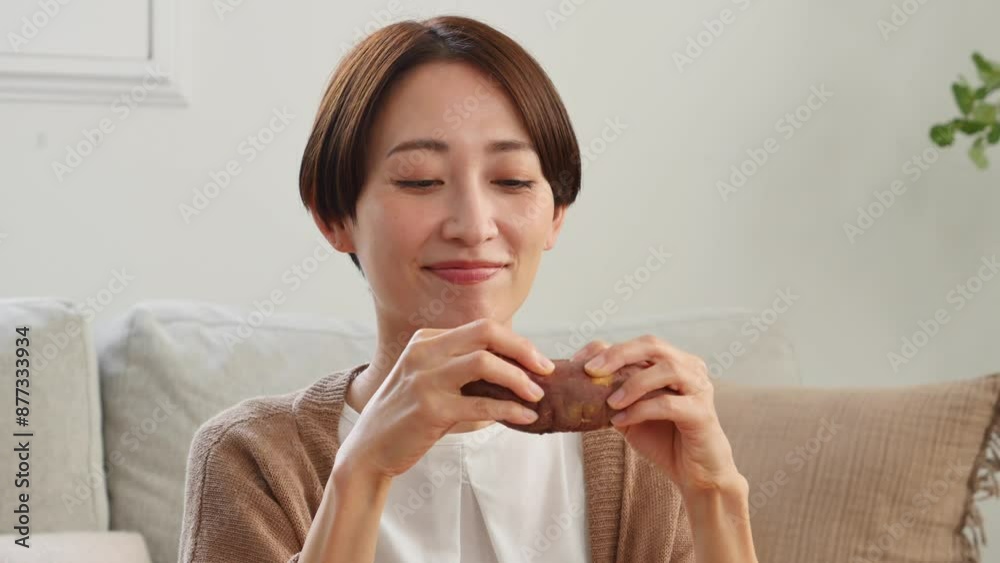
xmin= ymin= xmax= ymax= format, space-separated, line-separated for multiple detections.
xmin=385 ymin=138 xmax=535 ymax=159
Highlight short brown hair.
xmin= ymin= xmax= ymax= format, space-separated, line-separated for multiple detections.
xmin=299 ymin=15 xmax=582 ymax=274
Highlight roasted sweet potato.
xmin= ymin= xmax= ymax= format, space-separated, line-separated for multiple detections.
xmin=460 ymin=354 xmax=676 ymax=434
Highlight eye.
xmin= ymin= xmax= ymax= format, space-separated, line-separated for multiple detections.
xmin=393 ymin=179 xmax=441 ymax=189
xmin=495 ymin=179 xmax=535 ymax=189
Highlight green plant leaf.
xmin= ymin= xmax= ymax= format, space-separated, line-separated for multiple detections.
xmin=953 ymin=82 xmax=975 ymax=114
xmin=969 ymin=136 xmax=989 ymax=169
xmin=973 ymin=53 xmax=1000 ymax=91
xmin=988 ymin=123 xmax=1000 ymax=145
xmin=971 ymin=103 xmax=998 ymax=123
xmin=973 ymin=52 xmax=1000 ymax=80
xmin=972 ymin=52 xmax=999 ymax=73
xmin=930 ymin=123 xmax=956 ymax=146
xmin=955 ymin=118 xmax=988 ymax=134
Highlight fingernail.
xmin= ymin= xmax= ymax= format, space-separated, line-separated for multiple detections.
xmin=585 ymin=355 xmax=605 ymax=374
xmin=529 ymin=381 xmax=545 ymax=401
xmin=536 ymin=352 xmax=555 ymax=373
xmin=608 ymin=388 xmax=625 ymax=408
xmin=522 ymin=408 xmax=538 ymax=422
xmin=610 ymin=412 xmax=626 ymax=425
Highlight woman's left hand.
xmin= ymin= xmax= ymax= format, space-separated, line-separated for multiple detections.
xmin=572 ymin=336 xmax=743 ymax=495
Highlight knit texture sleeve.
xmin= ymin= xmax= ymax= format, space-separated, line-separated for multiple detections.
xmin=669 ymin=495 xmax=696 ymax=563
xmin=617 ymin=446 xmax=696 ymax=562
xmin=178 ymin=399 xmax=314 ymax=563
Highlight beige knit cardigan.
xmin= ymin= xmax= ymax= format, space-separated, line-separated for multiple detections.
xmin=179 ymin=364 xmax=696 ymax=562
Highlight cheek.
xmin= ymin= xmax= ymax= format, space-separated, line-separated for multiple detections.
xmin=371 ymin=196 xmax=434 ymax=250
xmin=507 ymin=195 xmax=553 ymax=246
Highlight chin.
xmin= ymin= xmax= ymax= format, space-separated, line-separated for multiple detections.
xmin=432 ymin=301 xmax=507 ymax=328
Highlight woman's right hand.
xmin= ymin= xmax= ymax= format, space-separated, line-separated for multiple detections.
xmin=335 ymin=318 xmax=555 ymax=480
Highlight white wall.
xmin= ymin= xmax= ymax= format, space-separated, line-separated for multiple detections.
xmin=2 ymin=0 xmax=999 ymax=556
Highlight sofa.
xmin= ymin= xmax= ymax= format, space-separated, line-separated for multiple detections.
xmin=0 ymin=297 xmax=997 ymax=562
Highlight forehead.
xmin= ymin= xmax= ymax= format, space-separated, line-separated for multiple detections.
xmin=368 ymin=60 xmax=529 ymax=151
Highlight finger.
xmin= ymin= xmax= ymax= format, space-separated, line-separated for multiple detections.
xmin=454 ymin=395 xmax=539 ymax=426
xmin=606 ymin=364 xmax=681 ymax=410
xmin=410 ymin=327 xmax=447 ymax=342
xmin=449 ymin=350 xmax=545 ymax=403
xmin=451 ymin=318 xmax=555 ymax=375
xmin=570 ymin=339 xmax=612 ymax=363
xmin=583 ymin=335 xmax=677 ymax=379
xmin=610 ymin=393 xmax=702 ymax=428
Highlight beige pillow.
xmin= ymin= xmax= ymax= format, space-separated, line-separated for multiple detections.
xmin=715 ymin=373 xmax=1000 ymax=562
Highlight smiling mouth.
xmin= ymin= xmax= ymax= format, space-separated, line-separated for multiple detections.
xmin=423 ymin=265 xmax=506 ymax=285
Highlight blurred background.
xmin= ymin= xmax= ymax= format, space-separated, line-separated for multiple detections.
xmin=2 ymin=0 xmax=999 ymax=559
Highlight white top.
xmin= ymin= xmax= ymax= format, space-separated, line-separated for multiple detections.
xmin=339 ymin=402 xmax=593 ymax=563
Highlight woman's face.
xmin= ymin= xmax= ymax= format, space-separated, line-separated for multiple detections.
xmin=320 ymin=60 xmax=566 ymax=329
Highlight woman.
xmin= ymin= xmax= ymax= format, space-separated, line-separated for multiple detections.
xmin=179 ymin=15 xmax=758 ymax=563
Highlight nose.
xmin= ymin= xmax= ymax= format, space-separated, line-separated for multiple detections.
xmin=440 ymin=180 xmax=499 ymax=246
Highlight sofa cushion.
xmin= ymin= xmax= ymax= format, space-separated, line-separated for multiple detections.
xmin=0 ymin=298 xmax=108 ymax=532
xmin=714 ymin=373 xmax=1000 ymax=562
xmin=0 ymin=531 xmax=151 ymax=562
xmin=94 ymin=300 xmax=797 ymax=563
xmin=95 ymin=300 xmax=376 ymax=563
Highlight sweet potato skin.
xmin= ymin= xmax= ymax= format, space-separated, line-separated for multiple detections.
xmin=460 ymin=355 xmax=675 ymax=434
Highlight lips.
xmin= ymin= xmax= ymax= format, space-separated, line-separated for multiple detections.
xmin=423 ymin=260 xmax=508 ymax=285
xmin=425 ymin=260 xmax=506 ymax=269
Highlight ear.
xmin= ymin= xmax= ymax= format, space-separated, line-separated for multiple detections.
xmin=311 ymin=207 xmax=357 ymax=253
xmin=544 ymin=204 xmax=568 ymax=251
